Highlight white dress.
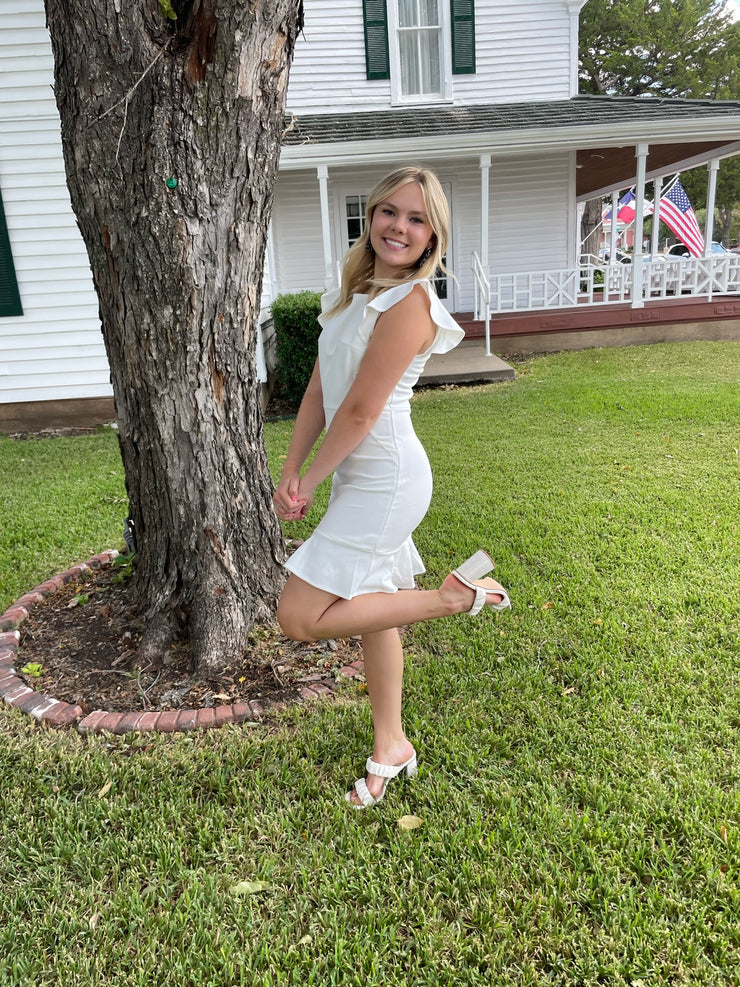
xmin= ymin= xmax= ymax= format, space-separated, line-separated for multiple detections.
xmin=284 ymin=279 xmax=464 ymax=599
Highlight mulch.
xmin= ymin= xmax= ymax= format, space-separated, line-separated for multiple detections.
xmin=15 ymin=561 xmax=363 ymax=716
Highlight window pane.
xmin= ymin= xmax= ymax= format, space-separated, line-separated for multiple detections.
xmin=400 ymin=0 xmax=439 ymax=27
xmin=346 ymin=195 xmax=360 ymax=219
xmin=399 ymin=0 xmax=416 ymax=28
xmin=347 ymin=218 xmax=362 ymax=244
xmin=420 ymin=0 xmax=439 ymax=26
xmin=400 ymin=29 xmax=440 ymax=95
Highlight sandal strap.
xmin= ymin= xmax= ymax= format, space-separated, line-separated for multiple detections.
xmin=366 ymin=754 xmax=414 ymax=778
xmin=351 ymin=777 xmax=379 ymax=807
xmin=488 ymin=588 xmax=511 ymax=611
xmin=467 ymin=585 xmax=488 ymax=616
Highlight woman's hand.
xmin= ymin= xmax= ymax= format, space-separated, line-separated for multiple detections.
xmin=294 ymin=477 xmax=317 ymax=518
xmin=273 ymin=471 xmax=306 ymax=521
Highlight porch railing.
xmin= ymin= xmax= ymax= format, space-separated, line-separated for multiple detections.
xmin=471 ymin=251 xmax=740 ymax=316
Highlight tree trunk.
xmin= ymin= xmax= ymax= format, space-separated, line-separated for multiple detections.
xmin=44 ymin=0 xmax=302 ymax=677
xmin=580 ymin=197 xmax=603 ymax=259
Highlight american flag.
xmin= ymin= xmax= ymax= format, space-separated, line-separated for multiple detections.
xmin=659 ymin=177 xmax=705 ymax=257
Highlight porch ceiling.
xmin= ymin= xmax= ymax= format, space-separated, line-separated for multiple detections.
xmin=576 ymin=140 xmax=740 ymax=199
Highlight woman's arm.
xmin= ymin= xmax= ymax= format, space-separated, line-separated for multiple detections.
xmin=298 ymin=284 xmax=434 ymax=504
xmin=273 ymin=360 xmax=325 ymax=516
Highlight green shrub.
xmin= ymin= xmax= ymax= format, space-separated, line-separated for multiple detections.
xmin=271 ymin=290 xmax=323 ymax=407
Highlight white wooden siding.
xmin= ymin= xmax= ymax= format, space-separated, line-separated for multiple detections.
xmin=0 ymin=0 xmax=109 ymax=406
xmin=270 ymin=171 xmax=330 ymax=296
xmin=453 ymin=2 xmax=573 ymax=104
xmin=287 ymin=1 xmax=392 ymax=114
xmin=287 ymin=0 xmax=573 ymax=114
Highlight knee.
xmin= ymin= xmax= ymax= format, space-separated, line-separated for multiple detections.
xmin=276 ymin=599 xmax=318 ymax=643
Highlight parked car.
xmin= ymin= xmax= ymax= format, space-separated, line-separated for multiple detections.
xmin=665 ymin=242 xmax=729 ymax=258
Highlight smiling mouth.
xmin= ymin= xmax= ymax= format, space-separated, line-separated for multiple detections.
xmin=383 ymin=238 xmax=408 ymax=250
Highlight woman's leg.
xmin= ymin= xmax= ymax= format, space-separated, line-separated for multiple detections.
xmin=347 ymin=628 xmax=415 ymax=804
xmin=277 ymin=572 xmax=505 ymax=643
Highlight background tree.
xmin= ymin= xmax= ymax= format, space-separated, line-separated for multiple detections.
xmin=44 ymin=0 xmax=303 ymax=676
xmin=580 ymin=0 xmax=740 ymax=98
xmin=579 ymin=0 xmax=740 ymax=248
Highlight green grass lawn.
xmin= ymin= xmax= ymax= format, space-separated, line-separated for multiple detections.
xmin=1 ymin=341 xmax=739 ymax=985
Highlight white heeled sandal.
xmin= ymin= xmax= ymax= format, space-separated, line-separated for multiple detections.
xmin=345 ymin=751 xmax=418 ymax=809
xmin=452 ymin=550 xmax=511 ymax=615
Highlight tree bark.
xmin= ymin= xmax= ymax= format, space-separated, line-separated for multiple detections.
xmin=580 ymin=197 xmax=603 ymax=259
xmin=44 ymin=0 xmax=302 ymax=676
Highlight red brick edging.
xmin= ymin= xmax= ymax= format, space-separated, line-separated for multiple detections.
xmin=0 ymin=551 xmax=365 ymax=735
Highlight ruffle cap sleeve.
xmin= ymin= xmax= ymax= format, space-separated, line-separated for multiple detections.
xmin=364 ymin=279 xmax=464 ymax=355
xmin=317 ymin=287 xmax=342 ymax=327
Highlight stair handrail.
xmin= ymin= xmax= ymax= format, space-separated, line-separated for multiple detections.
xmin=471 ymin=250 xmax=492 ymax=357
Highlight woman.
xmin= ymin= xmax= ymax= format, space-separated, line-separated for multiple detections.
xmin=273 ymin=166 xmax=510 ymax=808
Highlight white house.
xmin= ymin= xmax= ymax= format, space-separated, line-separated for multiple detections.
xmin=3 ymin=0 xmax=740 ymax=429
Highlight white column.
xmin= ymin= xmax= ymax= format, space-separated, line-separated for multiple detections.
xmin=317 ymin=164 xmax=335 ymax=289
xmin=631 ymin=143 xmax=649 ymax=308
xmin=705 ymin=159 xmax=719 ymax=253
xmin=609 ymin=190 xmax=619 ymax=261
xmin=480 ymin=153 xmax=491 ymax=269
xmin=650 ymin=178 xmax=662 ymax=256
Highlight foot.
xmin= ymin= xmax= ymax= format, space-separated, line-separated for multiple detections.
xmin=347 ymin=739 xmax=416 ymax=807
xmin=439 ymin=572 xmax=507 ymax=613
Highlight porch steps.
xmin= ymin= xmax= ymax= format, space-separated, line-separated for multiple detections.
xmin=419 ymin=339 xmax=515 ymax=386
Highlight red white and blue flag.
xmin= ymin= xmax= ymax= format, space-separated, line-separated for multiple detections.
xmin=659 ymin=177 xmax=705 ymax=257
xmin=603 ymin=188 xmax=653 ymax=225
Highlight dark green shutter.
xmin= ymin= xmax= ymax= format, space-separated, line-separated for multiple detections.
xmin=0 ymin=189 xmax=22 ymax=317
xmin=363 ymin=0 xmax=390 ymax=80
xmin=451 ymin=0 xmax=476 ymax=75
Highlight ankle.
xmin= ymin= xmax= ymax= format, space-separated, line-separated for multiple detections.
xmin=439 ymin=574 xmax=474 ymax=615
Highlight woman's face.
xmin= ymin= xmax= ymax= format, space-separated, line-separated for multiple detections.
xmin=369 ymin=182 xmax=435 ymax=279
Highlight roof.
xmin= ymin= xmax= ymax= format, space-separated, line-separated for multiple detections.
xmin=283 ymin=96 xmax=740 ymax=146
xmin=280 ymin=96 xmax=740 ymax=198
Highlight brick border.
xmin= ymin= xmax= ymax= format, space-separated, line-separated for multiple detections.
xmin=0 ymin=552 xmax=365 ymax=736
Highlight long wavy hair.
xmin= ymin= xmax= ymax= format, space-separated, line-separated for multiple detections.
xmin=326 ymin=165 xmax=450 ymax=317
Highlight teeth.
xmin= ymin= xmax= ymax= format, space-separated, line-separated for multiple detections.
xmin=384 ymin=238 xmax=407 ymax=249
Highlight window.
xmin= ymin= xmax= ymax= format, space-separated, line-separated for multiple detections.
xmin=398 ymin=0 xmax=442 ymax=98
xmin=363 ymin=1 xmax=476 ymax=98
xmin=0 ymin=188 xmax=22 ymax=317
xmin=345 ymin=194 xmax=368 ymax=248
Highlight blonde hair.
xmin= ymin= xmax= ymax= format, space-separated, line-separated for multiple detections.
xmin=327 ymin=165 xmax=450 ymax=316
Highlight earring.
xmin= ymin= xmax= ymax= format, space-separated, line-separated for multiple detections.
xmin=416 ymin=245 xmax=433 ymax=268
xmin=365 ymin=240 xmax=374 ymax=254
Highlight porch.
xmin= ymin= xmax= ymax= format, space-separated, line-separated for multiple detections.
xmin=418 ymin=293 xmax=740 ymax=388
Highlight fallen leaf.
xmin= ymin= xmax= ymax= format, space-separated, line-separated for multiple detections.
xmin=298 ymin=934 xmax=312 ymax=946
xmin=563 ymin=687 xmax=576 ymax=695
xmin=541 ymin=601 xmax=554 ymax=610
xmin=397 ymin=815 xmax=423 ymax=830
xmin=97 ymin=781 xmax=113 ymax=798
xmin=720 ymin=826 xmax=728 ymax=846
xmin=89 ymin=912 xmax=100 ymax=930
xmin=229 ymin=880 xmax=272 ymax=896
